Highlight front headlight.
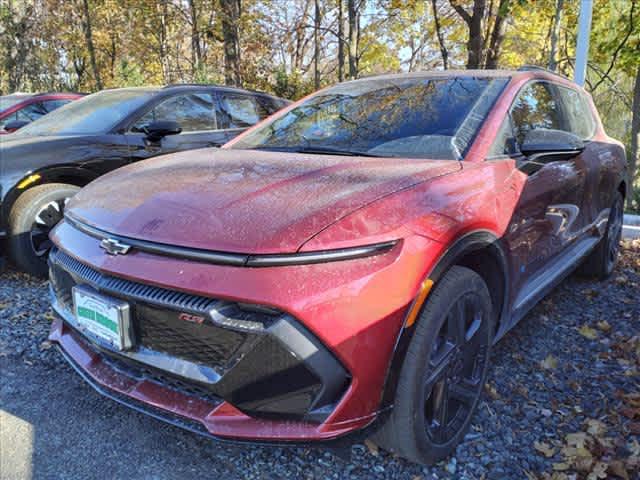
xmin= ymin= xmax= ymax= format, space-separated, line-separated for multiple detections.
xmin=245 ymin=240 xmax=399 ymax=267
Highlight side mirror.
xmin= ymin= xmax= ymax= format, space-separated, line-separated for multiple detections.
xmin=520 ymin=128 xmax=584 ymax=160
xmin=4 ymin=120 xmax=30 ymax=132
xmin=144 ymin=120 xmax=182 ymax=142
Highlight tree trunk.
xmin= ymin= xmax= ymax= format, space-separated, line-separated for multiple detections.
xmin=81 ymin=0 xmax=102 ymax=89
xmin=158 ymin=0 xmax=172 ymax=83
xmin=220 ymin=0 xmax=242 ymax=87
xmin=467 ymin=0 xmax=486 ymax=68
xmin=548 ymin=0 xmax=564 ymax=71
xmin=431 ymin=0 xmax=448 ymax=69
xmin=450 ymin=0 xmax=487 ymax=69
xmin=630 ymin=64 xmax=640 ymax=210
xmin=337 ymin=0 xmax=345 ymax=81
xmin=485 ymin=0 xmax=510 ymax=69
xmin=314 ymin=0 xmax=321 ymax=89
xmin=347 ymin=0 xmax=358 ymax=79
xmin=188 ymin=0 xmax=202 ymax=76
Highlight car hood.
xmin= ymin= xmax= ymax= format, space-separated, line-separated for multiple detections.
xmin=66 ymin=148 xmax=460 ymax=254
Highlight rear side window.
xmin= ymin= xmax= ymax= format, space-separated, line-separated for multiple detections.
xmin=554 ymin=86 xmax=595 ymax=139
xmin=510 ymin=82 xmax=562 ymax=144
xmin=131 ymin=93 xmax=216 ymax=132
xmin=217 ymin=94 xmax=266 ymax=129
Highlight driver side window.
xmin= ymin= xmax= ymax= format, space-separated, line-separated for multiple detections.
xmin=131 ymin=93 xmax=216 ymax=132
xmin=510 ymin=82 xmax=562 ymax=145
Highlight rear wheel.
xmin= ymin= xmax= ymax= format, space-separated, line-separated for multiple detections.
xmin=580 ymin=192 xmax=624 ymax=279
xmin=372 ymin=266 xmax=494 ymax=464
xmin=8 ymin=183 xmax=80 ymax=278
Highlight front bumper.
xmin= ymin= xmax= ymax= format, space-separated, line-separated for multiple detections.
xmin=48 ymin=219 xmax=445 ymax=441
xmin=50 ymin=318 xmax=369 ymax=442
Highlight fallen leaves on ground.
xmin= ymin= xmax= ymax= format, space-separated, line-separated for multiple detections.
xmin=541 ymin=354 xmax=559 ymax=370
xmin=534 ymin=441 xmax=556 ymax=458
xmin=536 ymin=417 xmax=639 ymax=480
xmin=364 ymin=439 xmax=378 ymax=456
xmin=577 ymin=324 xmax=599 ymax=340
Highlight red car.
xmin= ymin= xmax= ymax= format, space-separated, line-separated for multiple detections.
xmin=48 ymin=67 xmax=627 ymax=464
xmin=0 ymin=92 xmax=83 ymax=133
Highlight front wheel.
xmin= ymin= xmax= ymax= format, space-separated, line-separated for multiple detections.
xmin=8 ymin=183 xmax=80 ymax=278
xmin=372 ymin=266 xmax=494 ymax=464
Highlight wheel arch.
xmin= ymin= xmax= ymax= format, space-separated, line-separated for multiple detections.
xmin=377 ymin=230 xmax=510 ymax=410
xmin=2 ymin=165 xmax=97 ymax=229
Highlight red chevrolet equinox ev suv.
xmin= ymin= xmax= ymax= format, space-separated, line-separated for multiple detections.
xmin=48 ymin=68 xmax=627 ymax=464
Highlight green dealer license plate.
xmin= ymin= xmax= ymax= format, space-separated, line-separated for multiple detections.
xmin=72 ymin=286 xmax=132 ymax=350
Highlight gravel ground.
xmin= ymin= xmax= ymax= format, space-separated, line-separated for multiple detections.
xmin=1 ymin=241 xmax=639 ymax=480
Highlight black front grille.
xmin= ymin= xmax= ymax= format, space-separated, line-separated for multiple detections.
xmin=49 ymin=248 xmax=253 ymax=372
xmin=51 ymin=249 xmax=219 ymax=312
xmin=135 ymin=303 xmax=247 ymax=369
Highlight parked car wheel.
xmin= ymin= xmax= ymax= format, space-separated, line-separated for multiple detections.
xmin=580 ymin=191 xmax=624 ymax=279
xmin=8 ymin=183 xmax=80 ymax=278
xmin=372 ymin=266 xmax=494 ymax=464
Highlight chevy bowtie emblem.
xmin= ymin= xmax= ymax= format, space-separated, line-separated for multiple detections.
xmin=100 ymin=238 xmax=131 ymax=256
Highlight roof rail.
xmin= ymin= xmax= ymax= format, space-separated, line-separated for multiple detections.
xmin=162 ymin=83 xmax=223 ymax=89
xmin=161 ymin=83 xmax=275 ymax=97
xmin=518 ymin=65 xmax=572 ymax=81
xmin=33 ymin=91 xmax=87 ymax=97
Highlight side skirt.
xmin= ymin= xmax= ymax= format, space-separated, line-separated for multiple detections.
xmin=508 ymin=236 xmax=600 ymax=327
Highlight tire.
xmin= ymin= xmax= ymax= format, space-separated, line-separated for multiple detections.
xmin=579 ymin=191 xmax=624 ymax=279
xmin=371 ymin=266 xmax=494 ymax=464
xmin=8 ymin=183 xmax=80 ymax=278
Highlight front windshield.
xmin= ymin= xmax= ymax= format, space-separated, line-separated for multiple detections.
xmin=231 ymin=76 xmax=507 ymax=160
xmin=14 ymin=89 xmax=156 ymax=136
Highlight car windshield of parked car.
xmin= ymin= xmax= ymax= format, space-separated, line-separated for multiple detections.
xmin=13 ymin=89 xmax=156 ymax=136
xmin=231 ymin=76 xmax=508 ymax=160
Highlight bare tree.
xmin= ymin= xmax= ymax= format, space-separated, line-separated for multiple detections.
xmin=548 ymin=0 xmax=564 ymax=71
xmin=485 ymin=0 xmax=510 ymax=69
xmin=337 ymin=0 xmax=345 ymax=81
xmin=450 ymin=0 xmax=486 ymax=68
xmin=81 ymin=0 xmax=102 ymax=89
xmin=314 ymin=0 xmax=321 ymax=89
xmin=591 ymin=0 xmax=636 ymax=93
xmin=347 ymin=0 xmax=359 ymax=78
xmin=220 ymin=0 xmax=242 ymax=86
xmin=431 ymin=0 xmax=449 ymax=69
xmin=187 ymin=0 xmax=202 ymax=76
xmin=450 ymin=0 xmax=511 ymax=69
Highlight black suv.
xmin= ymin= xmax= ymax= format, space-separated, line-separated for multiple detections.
xmin=0 ymin=84 xmax=289 ymax=276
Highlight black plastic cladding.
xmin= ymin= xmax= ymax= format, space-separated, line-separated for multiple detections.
xmin=49 ymin=248 xmax=350 ymax=422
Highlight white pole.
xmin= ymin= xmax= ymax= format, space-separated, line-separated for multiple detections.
xmin=574 ymin=0 xmax=593 ymax=86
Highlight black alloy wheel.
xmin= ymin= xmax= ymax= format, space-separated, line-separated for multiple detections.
xmin=371 ymin=266 xmax=494 ymax=464
xmin=30 ymin=198 xmax=68 ymax=257
xmin=8 ymin=183 xmax=80 ymax=277
xmin=423 ymin=291 xmax=490 ymax=445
